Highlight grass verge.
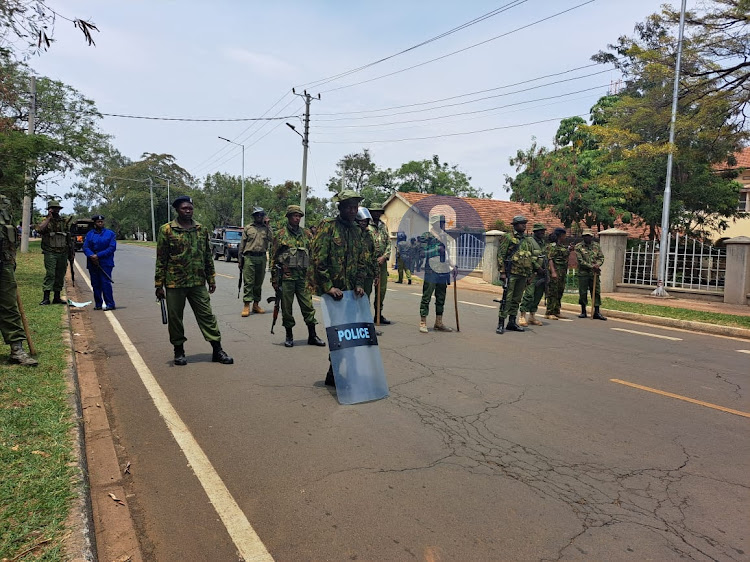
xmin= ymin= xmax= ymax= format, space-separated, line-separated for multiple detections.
xmin=120 ymin=240 xmax=156 ymax=248
xmin=0 ymin=241 xmax=77 ymax=560
xmin=561 ymin=294 xmax=750 ymax=330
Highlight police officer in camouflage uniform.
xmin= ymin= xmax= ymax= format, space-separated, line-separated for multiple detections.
xmin=575 ymin=228 xmax=607 ymax=320
xmin=37 ymin=199 xmax=70 ymax=305
xmin=155 ymin=196 xmax=233 ymax=366
xmin=309 ymin=189 xmax=367 ymax=386
xmin=518 ymin=222 xmax=548 ymax=327
xmin=356 ymin=207 xmax=377 ymax=300
xmin=545 ymin=227 xmax=572 ymax=320
xmin=270 ymin=205 xmax=325 ymax=348
xmin=396 ymin=232 xmax=412 ymax=284
xmin=0 ymin=195 xmax=38 ymax=366
xmin=496 ymin=215 xmax=534 ymax=334
xmin=239 ymin=207 xmax=273 ymax=317
xmin=368 ymin=203 xmax=391 ymax=324
xmin=419 ymin=216 xmax=455 ymax=334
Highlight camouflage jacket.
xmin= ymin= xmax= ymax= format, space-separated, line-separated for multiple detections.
xmin=0 ymin=201 xmax=18 ymax=266
xmin=397 ymin=240 xmax=412 ymax=261
xmin=575 ymin=241 xmax=604 ymax=272
xmin=155 ymin=219 xmax=215 ymax=289
xmin=39 ymin=215 xmax=71 ymax=254
xmin=369 ymin=220 xmax=390 ymax=261
xmin=270 ymin=223 xmax=311 ymax=282
xmin=309 ymin=216 xmax=366 ymax=295
xmin=497 ymin=231 xmax=534 ymax=277
xmin=527 ymin=234 xmax=548 ymax=274
xmin=547 ymin=242 xmax=571 ymax=273
xmin=240 ymin=223 xmax=273 ymax=255
xmin=361 ymin=227 xmax=377 ymax=281
xmin=424 ymin=233 xmax=452 ymax=285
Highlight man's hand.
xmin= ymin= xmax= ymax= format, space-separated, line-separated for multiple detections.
xmin=327 ymin=287 xmax=343 ymax=300
xmin=90 ymin=254 xmax=99 ymax=265
xmin=452 ymin=267 xmax=458 ymax=279
xmin=593 ymin=265 xmax=601 ymax=273
xmin=377 ymin=256 xmax=386 ymax=265
xmin=499 ymin=273 xmax=506 ymax=281
xmin=374 ymin=276 xmax=380 ymax=287
xmin=355 ymin=286 xmax=364 ymax=297
xmin=155 ymin=287 xmax=165 ymax=300
xmin=551 ymin=272 xmax=558 ymax=279
xmin=208 ymin=283 xmax=217 ymax=294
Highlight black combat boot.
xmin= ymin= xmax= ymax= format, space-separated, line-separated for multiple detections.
xmin=578 ymin=304 xmax=587 ymax=318
xmin=496 ymin=318 xmax=505 ymax=335
xmin=52 ymin=291 xmax=65 ymax=304
xmin=174 ymin=345 xmax=187 ymax=366
xmin=593 ymin=306 xmax=607 ymax=321
xmin=211 ymin=341 xmax=234 ymax=364
xmin=39 ymin=291 xmax=51 ymax=305
xmin=307 ymin=324 xmax=326 ymax=347
xmin=378 ymin=314 xmax=391 ymax=325
xmin=408 ymin=279 xmax=412 ymax=285
xmin=325 ymin=362 xmax=336 ymax=387
xmin=285 ymin=327 xmax=294 ymax=348
xmin=506 ymin=316 xmax=525 ymax=332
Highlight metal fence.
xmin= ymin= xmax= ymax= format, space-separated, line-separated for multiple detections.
xmin=622 ymin=232 xmax=726 ymax=293
xmin=447 ymin=233 xmax=486 ymax=272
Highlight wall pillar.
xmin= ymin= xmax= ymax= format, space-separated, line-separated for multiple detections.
xmin=723 ymin=236 xmax=750 ymax=305
xmin=598 ymin=228 xmax=628 ymax=293
xmin=482 ymin=230 xmax=503 ymax=283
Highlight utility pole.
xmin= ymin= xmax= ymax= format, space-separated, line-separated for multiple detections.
xmin=292 ymin=88 xmax=320 ymax=228
xmin=148 ymin=178 xmax=156 ymax=242
xmin=218 ymin=137 xmax=245 ymax=226
xmin=20 ymin=76 xmax=35 ymax=254
xmin=652 ymin=0 xmax=687 ymax=298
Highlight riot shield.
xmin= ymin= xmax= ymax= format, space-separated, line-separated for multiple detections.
xmin=320 ymin=291 xmax=389 ymax=405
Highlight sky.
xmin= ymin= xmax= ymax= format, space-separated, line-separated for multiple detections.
xmin=28 ymin=0 xmax=674 ymax=211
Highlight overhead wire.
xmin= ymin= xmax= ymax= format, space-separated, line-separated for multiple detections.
xmin=298 ymin=0 xmax=529 ymax=90
xmin=98 ymin=112 xmax=300 ymax=122
xmin=320 ymin=0 xmax=596 ymax=94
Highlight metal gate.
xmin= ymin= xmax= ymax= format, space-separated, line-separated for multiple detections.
xmin=446 ymin=233 xmax=485 ymax=272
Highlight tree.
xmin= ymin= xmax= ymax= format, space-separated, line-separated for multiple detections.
xmin=395 ymin=155 xmax=488 ymax=198
xmin=326 ymin=149 xmax=395 ymax=207
xmin=1 ymin=0 xmax=98 ymax=59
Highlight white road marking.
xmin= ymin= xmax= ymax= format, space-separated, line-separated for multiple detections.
xmin=74 ymin=262 xmax=274 ymax=561
xmin=216 ymin=273 xmax=235 ymax=279
xmin=410 ymin=292 xmax=423 ymax=296
xmin=737 ymin=350 xmax=750 ymax=355
xmin=458 ymin=300 xmax=495 ymax=309
xmin=611 ymin=327 xmax=682 ymax=341
xmin=558 ymin=319 xmax=574 ymax=322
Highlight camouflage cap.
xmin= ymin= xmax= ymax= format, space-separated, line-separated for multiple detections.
xmin=368 ymin=202 xmax=385 ymax=212
xmin=286 ymin=204 xmax=304 ymax=217
xmin=47 ymin=199 xmax=63 ymax=209
xmin=532 ymin=222 xmax=546 ymax=231
xmin=581 ymin=228 xmax=594 ymax=236
xmin=334 ymin=189 xmax=363 ymax=204
xmin=511 ymin=215 xmax=527 ymax=224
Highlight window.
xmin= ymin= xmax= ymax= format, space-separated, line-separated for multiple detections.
xmin=739 ymin=191 xmax=750 ymax=213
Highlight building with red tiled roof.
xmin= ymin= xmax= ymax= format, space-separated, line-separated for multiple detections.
xmin=382 ymin=191 xmax=647 ymax=238
xmin=711 ymin=146 xmax=750 ymax=240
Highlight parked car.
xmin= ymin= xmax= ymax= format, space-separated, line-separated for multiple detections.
xmin=210 ymin=226 xmax=243 ymax=262
xmin=71 ymin=219 xmax=94 ymax=252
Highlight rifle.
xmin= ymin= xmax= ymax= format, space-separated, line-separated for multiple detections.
xmin=265 ymin=264 xmax=283 ymax=334
xmin=158 ymin=296 xmax=168 ymax=324
xmin=69 ymin=250 xmax=75 ymax=286
xmin=94 ymin=262 xmax=114 ymax=284
xmin=237 ymin=258 xmax=243 ymax=299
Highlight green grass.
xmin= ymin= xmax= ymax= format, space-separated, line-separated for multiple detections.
xmin=121 ymin=239 xmax=156 ymax=248
xmin=0 ymin=241 xmax=77 ymax=560
xmin=561 ymin=294 xmax=750 ymax=330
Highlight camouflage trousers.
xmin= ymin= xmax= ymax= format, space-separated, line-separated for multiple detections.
xmin=375 ymin=261 xmax=388 ymax=315
xmin=578 ymin=270 xmax=602 ymax=307
xmin=397 ymin=257 xmax=411 ymax=282
xmin=242 ymin=254 xmax=266 ymax=303
xmin=281 ymin=277 xmax=317 ymax=329
xmin=498 ymin=274 xmax=528 ymax=319
xmin=545 ymin=271 xmax=567 ymax=316
xmin=165 ymin=285 xmax=221 ymax=347
xmin=520 ymin=276 xmax=546 ymax=314
xmin=0 ymin=264 xmax=25 ymax=344
xmin=42 ymin=252 xmax=68 ymax=292
xmin=420 ymin=281 xmax=447 ymax=317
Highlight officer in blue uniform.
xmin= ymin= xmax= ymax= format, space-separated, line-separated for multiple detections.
xmin=83 ymin=215 xmax=117 ymax=310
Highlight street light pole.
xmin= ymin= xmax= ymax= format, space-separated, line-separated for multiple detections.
xmin=148 ymin=177 xmax=156 ymax=243
xmin=291 ymin=89 xmax=320 ymax=228
xmin=218 ymin=136 xmax=245 ymax=226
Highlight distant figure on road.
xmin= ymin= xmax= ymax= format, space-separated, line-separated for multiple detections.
xmin=396 ymin=231 xmax=412 ymax=285
xmin=419 ymin=215 xmax=455 ymax=334
xmin=239 ymin=207 xmax=273 ymax=317
xmin=518 ymin=223 xmax=548 ymax=327
xmin=270 ymin=205 xmax=325 ymax=348
xmin=0 ymin=195 xmax=37 ymax=366
xmin=83 ymin=214 xmax=117 ymax=311
xmin=37 ymin=199 xmax=70 ymax=305
xmin=545 ymin=228 xmax=572 ymax=320
xmin=155 ymin=196 xmax=233 ymax=366
xmin=309 ymin=190 xmax=367 ymax=386
xmin=496 ymin=215 xmax=534 ymax=334
xmin=575 ymin=228 xmax=607 ymax=320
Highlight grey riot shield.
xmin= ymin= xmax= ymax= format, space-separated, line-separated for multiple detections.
xmin=320 ymin=291 xmax=389 ymax=405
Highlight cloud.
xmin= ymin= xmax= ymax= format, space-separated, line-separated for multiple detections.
xmin=222 ymin=48 xmax=296 ymax=77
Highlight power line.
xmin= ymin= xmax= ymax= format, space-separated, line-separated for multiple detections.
xmin=312 ymin=85 xmax=608 ymax=129
xmin=298 ymin=0 xmax=529 ymax=90
xmin=321 ymin=0 xmax=596 ymax=94
xmin=315 ymin=70 xmax=611 ymax=122
xmin=312 ymin=113 xmax=589 ymax=144
xmin=99 ymin=112 xmax=301 ymax=122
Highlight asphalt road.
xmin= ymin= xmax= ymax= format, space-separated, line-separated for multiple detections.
xmin=76 ymin=244 xmax=749 ymax=561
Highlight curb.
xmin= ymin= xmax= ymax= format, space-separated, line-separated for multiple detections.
xmin=560 ymin=303 xmax=750 ymax=340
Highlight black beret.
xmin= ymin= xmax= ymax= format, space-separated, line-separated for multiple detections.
xmin=91 ymin=215 xmax=105 ymax=221
xmin=172 ymin=195 xmax=193 ymax=209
